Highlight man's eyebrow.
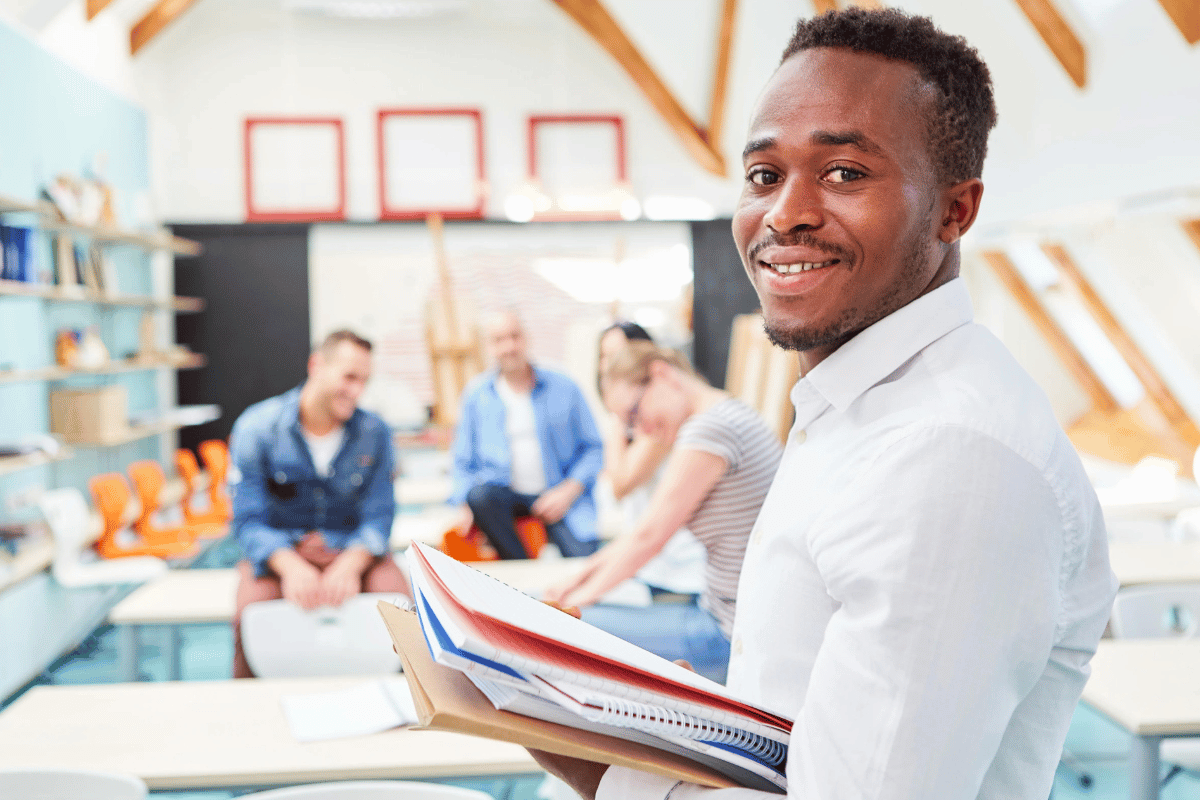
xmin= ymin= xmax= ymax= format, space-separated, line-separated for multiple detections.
xmin=741 ymin=137 xmax=775 ymax=160
xmin=811 ymin=130 xmax=885 ymax=158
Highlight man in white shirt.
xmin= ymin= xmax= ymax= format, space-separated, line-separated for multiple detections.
xmin=533 ymin=8 xmax=1116 ymax=798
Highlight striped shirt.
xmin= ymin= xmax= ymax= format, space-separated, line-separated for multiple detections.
xmin=678 ymin=398 xmax=783 ymax=636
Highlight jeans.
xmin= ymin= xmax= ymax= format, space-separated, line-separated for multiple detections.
xmin=466 ymin=483 xmax=599 ymax=559
xmin=581 ymin=599 xmax=731 ymax=684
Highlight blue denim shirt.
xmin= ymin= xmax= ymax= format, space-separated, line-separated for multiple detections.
xmin=450 ymin=366 xmax=604 ymax=542
xmin=229 ymin=386 xmax=396 ymax=577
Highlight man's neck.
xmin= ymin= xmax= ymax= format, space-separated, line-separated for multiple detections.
xmin=298 ymin=385 xmax=341 ymax=436
xmin=500 ymin=363 xmax=535 ymax=393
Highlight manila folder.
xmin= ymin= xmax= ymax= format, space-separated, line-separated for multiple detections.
xmin=377 ymin=601 xmax=735 ymax=789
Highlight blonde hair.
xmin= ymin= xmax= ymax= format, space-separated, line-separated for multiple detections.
xmin=601 ymin=340 xmax=697 ymax=386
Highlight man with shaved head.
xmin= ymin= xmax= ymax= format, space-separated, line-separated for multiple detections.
xmin=449 ymin=310 xmax=604 ymax=559
xmin=531 ymin=8 xmax=1115 ymax=799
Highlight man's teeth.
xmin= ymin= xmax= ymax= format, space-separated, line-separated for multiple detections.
xmin=766 ymin=260 xmax=834 ymax=274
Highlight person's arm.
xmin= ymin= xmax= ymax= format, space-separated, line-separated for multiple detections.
xmin=603 ymin=414 xmax=673 ymax=501
xmin=549 ymin=446 xmax=727 ymax=607
xmin=448 ymin=388 xmax=481 ymax=507
xmin=229 ymin=416 xmax=302 ymax=579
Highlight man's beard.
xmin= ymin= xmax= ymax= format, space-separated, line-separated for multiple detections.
xmin=762 ymin=223 xmax=933 ymax=354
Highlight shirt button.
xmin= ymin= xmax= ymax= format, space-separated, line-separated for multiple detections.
xmin=752 ymin=526 xmax=763 ymax=545
xmin=351 ymin=474 xmax=363 ymax=487
xmin=275 ymin=471 xmax=287 ymax=482
xmin=733 ymin=637 xmax=743 ymax=655
xmin=794 ymin=429 xmax=807 ymax=445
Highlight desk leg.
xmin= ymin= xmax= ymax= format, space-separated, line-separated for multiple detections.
xmin=118 ymin=625 xmax=140 ymax=682
xmin=1130 ymin=734 xmax=1163 ymax=800
xmin=164 ymin=625 xmax=182 ymax=681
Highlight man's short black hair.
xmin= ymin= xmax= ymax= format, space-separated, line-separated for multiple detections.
xmin=781 ymin=8 xmax=997 ymax=185
xmin=317 ymin=329 xmax=372 ymax=357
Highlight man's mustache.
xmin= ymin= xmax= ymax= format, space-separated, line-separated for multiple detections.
xmin=748 ymin=233 xmax=852 ymax=265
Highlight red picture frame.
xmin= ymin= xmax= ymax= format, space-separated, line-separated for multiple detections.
xmin=377 ymin=108 xmax=486 ymax=221
xmin=244 ymin=117 xmax=347 ymax=223
xmin=527 ymin=114 xmax=627 ymax=184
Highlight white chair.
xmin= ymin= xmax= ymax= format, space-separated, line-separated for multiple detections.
xmin=0 ymin=768 xmax=147 ymax=800
xmin=241 ymin=592 xmax=403 ymax=678
xmin=240 ymin=780 xmax=492 ymax=800
xmin=38 ymin=488 xmax=167 ymax=588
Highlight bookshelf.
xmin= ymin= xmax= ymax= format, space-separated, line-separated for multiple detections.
xmin=0 ymin=193 xmax=200 ymax=257
xmin=0 ymin=354 xmax=207 ymax=386
xmin=0 ymin=448 xmax=76 ymax=479
xmin=0 ymin=279 xmax=203 ymax=312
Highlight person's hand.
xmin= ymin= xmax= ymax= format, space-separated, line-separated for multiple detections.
xmin=320 ymin=547 xmax=374 ymax=607
xmin=543 ymin=558 xmax=599 ymax=605
xmin=526 ymin=749 xmax=609 ymax=800
xmin=543 ymin=600 xmax=582 ymax=619
xmin=272 ymin=551 xmax=324 ymax=610
xmin=532 ymin=480 xmax=583 ymax=524
xmin=455 ymin=504 xmax=474 ymax=534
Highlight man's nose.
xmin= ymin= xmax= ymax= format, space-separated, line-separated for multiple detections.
xmin=764 ymin=175 xmax=824 ymax=234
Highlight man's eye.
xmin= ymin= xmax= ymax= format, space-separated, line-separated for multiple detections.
xmin=825 ymin=167 xmax=864 ymax=183
xmin=747 ymin=168 xmax=780 ymax=187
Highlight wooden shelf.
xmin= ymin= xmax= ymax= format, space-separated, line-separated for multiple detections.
xmin=68 ymin=409 xmax=221 ymax=449
xmin=0 ymin=354 xmax=206 ymax=386
xmin=0 ymin=193 xmax=200 ymax=257
xmin=0 ymin=279 xmax=204 ymax=312
xmin=0 ymin=448 xmax=75 ymax=478
xmin=0 ymin=536 xmax=55 ymax=594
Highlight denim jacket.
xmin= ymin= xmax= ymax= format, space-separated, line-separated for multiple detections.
xmin=450 ymin=366 xmax=604 ymax=542
xmin=229 ymin=386 xmax=396 ymax=577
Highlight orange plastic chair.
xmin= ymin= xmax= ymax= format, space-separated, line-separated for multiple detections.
xmin=128 ymin=460 xmax=226 ymax=543
xmin=442 ymin=516 xmax=547 ymax=561
xmin=89 ymin=473 xmax=197 ymax=560
xmin=197 ymin=440 xmax=232 ymax=521
xmin=176 ymin=448 xmax=231 ymax=526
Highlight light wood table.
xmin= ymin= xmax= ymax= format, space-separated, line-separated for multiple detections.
xmin=1107 ymin=541 xmax=1200 ymax=587
xmin=0 ymin=677 xmax=539 ymax=791
xmin=1082 ymin=639 xmax=1200 ymax=800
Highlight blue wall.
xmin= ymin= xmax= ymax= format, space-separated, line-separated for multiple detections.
xmin=0 ymin=19 xmax=159 ymax=516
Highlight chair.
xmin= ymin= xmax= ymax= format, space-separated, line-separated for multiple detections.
xmin=442 ymin=516 xmax=546 ymax=561
xmin=240 ymin=781 xmax=491 ymax=800
xmin=89 ymin=473 xmax=198 ymax=560
xmin=176 ymin=447 xmax=231 ymax=525
xmin=0 ymin=768 xmax=147 ymax=800
xmin=241 ymin=592 xmax=403 ymax=678
xmin=197 ymin=439 xmax=233 ymax=521
xmin=38 ymin=488 xmax=167 ymax=588
xmin=127 ymin=459 xmax=225 ymax=543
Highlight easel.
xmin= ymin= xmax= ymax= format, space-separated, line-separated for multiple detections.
xmin=725 ymin=313 xmax=800 ymax=444
xmin=424 ymin=213 xmax=484 ymax=427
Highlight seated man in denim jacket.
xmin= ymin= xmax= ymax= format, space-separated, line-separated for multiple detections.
xmin=228 ymin=329 xmax=409 ymax=678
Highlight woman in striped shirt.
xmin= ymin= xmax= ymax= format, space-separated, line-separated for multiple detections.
xmin=544 ymin=341 xmax=783 ymax=683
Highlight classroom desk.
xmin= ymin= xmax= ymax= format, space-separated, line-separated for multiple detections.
xmin=105 ymin=558 xmax=621 ymax=681
xmin=1107 ymin=541 xmax=1200 ymax=587
xmin=1082 ymin=639 xmax=1200 ymax=800
xmin=0 ymin=677 xmax=539 ymax=791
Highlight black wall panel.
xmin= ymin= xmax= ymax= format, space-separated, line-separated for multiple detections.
xmin=690 ymin=219 xmax=761 ymax=388
xmin=172 ymin=224 xmax=310 ymax=452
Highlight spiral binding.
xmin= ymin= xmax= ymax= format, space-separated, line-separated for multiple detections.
xmin=581 ymin=696 xmax=787 ymax=766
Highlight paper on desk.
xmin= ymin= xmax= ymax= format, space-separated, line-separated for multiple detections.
xmin=281 ymin=678 xmax=418 ymax=742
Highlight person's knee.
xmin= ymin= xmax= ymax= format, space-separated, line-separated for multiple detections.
xmin=466 ymin=483 xmax=507 ymax=514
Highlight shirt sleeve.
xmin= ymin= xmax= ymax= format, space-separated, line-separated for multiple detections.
xmin=563 ymin=382 xmax=604 ymax=489
xmin=343 ymin=424 xmax=397 ymax=556
xmin=599 ymin=424 xmax=1072 ymax=800
xmin=675 ymin=409 xmax=741 ymax=470
xmin=229 ymin=415 xmax=303 ymax=578
xmin=449 ymin=390 xmax=479 ymax=506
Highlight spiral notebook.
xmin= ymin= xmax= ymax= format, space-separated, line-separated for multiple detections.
xmin=396 ymin=542 xmax=792 ymax=792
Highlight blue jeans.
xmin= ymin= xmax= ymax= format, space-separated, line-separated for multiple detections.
xmin=466 ymin=483 xmax=599 ymax=559
xmin=581 ymin=599 xmax=731 ymax=684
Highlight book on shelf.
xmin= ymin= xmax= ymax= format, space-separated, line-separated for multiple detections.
xmin=379 ymin=542 xmax=792 ymax=793
xmin=0 ymin=226 xmax=35 ymax=283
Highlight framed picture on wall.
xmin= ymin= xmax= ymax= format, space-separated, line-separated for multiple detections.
xmin=244 ymin=117 xmax=347 ymax=222
xmin=525 ymin=114 xmax=631 ymax=221
xmin=376 ymin=108 xmax=486 ymax=221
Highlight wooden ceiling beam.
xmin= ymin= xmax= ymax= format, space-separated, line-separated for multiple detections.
xmin=131 ymin=0 xmax=203 ymax=56
xmin=1041 ymin=242 xmax=1200 ymax=447
xmin=1012 ymin=0 xmax=1088 ymax=88
xmin=1156 ymin=0 xmax=1200 ymax=45
xmin=980 ymin=249 xmax=1119 ymax=413
xmin=549 ymin=0 xmax=725 ymax=176
xmin=705 ymin=0 xmax=738 ymax=155
xmin=86 ymin=0 xmax=115 ymax=20
xmin=812 ymin=0 xmax=839 ymax=12
xmin=1184 ymin=219 xmax=1200 ymax=253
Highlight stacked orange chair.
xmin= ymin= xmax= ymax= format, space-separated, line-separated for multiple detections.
xmin=175 ymin=448 xmax=232 ymax=526
xmin=197 ymin=440 xmax=233 ymax=521
xmin=128 ymin=460 xmax=226 ymax=544
xmin=441 ymin=516 xmax=547 ymax=561
xmin=89 ymin=473 xmax=197 ymax=560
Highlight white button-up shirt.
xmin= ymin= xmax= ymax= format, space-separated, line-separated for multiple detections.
xmin=597 ymin=278 xmax=1117 ymax=800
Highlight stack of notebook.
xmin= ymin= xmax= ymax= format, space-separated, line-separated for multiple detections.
xmin=379 ymin=542 xmax=791 ymax=793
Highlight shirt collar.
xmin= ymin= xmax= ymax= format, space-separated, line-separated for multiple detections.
xmin=798 ymin=277 xmax=974 ymax=416
xmin=286 ymin=383 xmax=361 ymax=437
xmin=490 ymin=364 xmax=546 ymax=393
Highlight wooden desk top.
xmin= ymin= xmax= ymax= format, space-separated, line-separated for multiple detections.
xmin=1107 ymin=541 xmax=1200 ymax=587
xmin=0 ymin=677 xmax=539 ymax=790
xmin=1083 ymin=640 xmax=1200 ymax=736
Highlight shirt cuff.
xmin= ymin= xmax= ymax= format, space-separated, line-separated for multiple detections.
xmin=345 ymin=524 xmax=389 ymax=556
xmin=596 ymin=767 xmax=682 ymax=800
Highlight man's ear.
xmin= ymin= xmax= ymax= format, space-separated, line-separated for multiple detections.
xmin=939 ymin=178 xmax=984 ymax=244
xmin=647 ymin=359 xmax=673 ymax=382
xmin=307 ymin=351 xmax=321 ymax=378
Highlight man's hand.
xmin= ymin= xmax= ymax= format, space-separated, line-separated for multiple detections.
xmin=527 ymin=749 xmax=609 ymax=800
xmin=532 ymin=479 xmax=584 ymax=524
xmin=320 ymin=546 xmax=374 ymax=607
xmin=455 ymin=504 xmax=474 ymax=534
xmin=269 ymin=548 xmax=324 ymax=610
